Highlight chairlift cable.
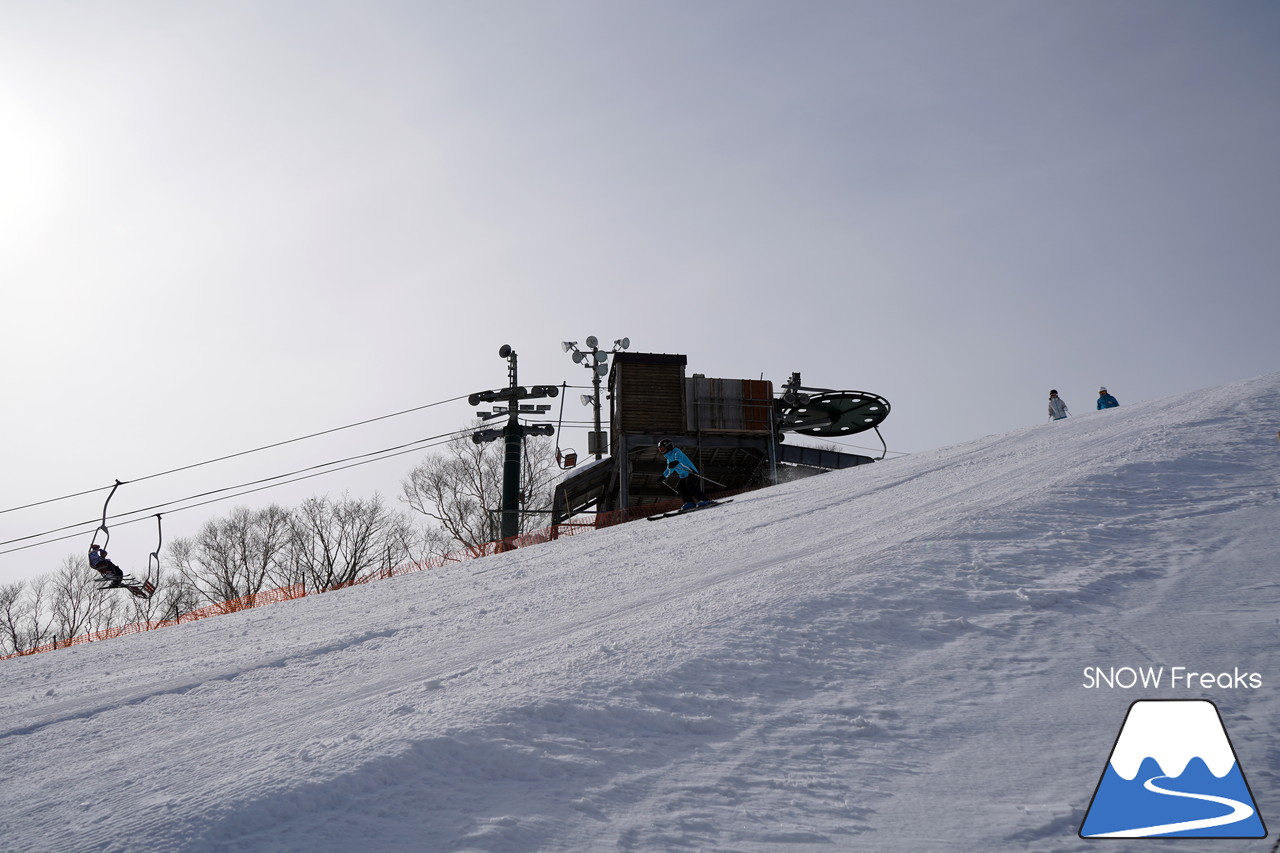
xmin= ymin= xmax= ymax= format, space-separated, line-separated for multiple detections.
xmin=0 ymin=427 xmax=473 ymax=556
xmin=0 ymin=393 xmax=472 ymax=517
xmin=0 ymin=430 xmax=468 ymax=557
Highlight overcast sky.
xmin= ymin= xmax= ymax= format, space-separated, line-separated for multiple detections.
xmin=3 ymin=1 xmax=1278 ymax=582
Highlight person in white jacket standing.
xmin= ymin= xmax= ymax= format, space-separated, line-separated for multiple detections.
xmin=1048 ymin=389 xmax=1070 ymax=421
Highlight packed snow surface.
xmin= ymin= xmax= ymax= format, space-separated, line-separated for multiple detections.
xmin=2 ymin=373 xmax=1278 ymax=852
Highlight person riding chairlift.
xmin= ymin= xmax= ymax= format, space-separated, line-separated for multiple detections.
xmin=88 ymin=544 xmax=125 ymax=587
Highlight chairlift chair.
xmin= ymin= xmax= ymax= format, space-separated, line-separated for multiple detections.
xmin=87 ymin=481 xmax=159 ymax=599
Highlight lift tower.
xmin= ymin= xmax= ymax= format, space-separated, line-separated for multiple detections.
xmin=468 ymin=344 xmax=557 ymax=541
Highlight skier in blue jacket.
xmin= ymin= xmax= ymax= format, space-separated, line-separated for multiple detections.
xmin=1097 ymin=387 xmax=1119 ymax=409
xmin=658 ymin=439 xmax=711 ymax=510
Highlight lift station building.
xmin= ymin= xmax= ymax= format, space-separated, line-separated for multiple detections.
xmin=552 ymin=352 xmax=889 ymax=523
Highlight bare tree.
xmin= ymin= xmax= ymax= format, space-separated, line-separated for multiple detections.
xmin=129 ymin=566 xmax=194 ymax=625
xmin=401 ymin=423 xmax=560 ymax=553
xmin=17 ymin=575 xmax=54 ymax=652
xmin=286 ymin=493 xmax=417 ymax=591
xmin=48 ymin=555 xmax=121 ymax=643
xmin=0 ymin=581 xmax=26 ymax=655
xmin=153 ymin=569 xmax=204 ymax=620
xmin=169 ymin=505 xmax=293 ymax=605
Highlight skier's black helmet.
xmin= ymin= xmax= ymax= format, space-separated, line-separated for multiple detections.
xmin=657 ymin=439 xmax=673 ymax=451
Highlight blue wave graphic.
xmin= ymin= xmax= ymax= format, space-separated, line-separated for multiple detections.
xmin=1081 ymin=757 xmax=1265 ymax=838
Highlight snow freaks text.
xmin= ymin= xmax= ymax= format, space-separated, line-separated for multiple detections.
xmin=1082 ymin=666 xmax=1262 ymax=690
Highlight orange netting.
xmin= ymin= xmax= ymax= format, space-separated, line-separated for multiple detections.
xmin=1 ymin=584 xmax=308 ymax=659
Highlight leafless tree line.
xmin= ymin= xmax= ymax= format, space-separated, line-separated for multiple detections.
xmin=401 ymin=427 xmax=559 ymax=552
xmin=1 ymin=494 xmax=415 ymax=656
xmin=1 ymin=424 xmax=562 ymax=657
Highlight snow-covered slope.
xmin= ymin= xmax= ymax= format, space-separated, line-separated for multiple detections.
xmin=3 ymin=374 xmax=1278 ymax=852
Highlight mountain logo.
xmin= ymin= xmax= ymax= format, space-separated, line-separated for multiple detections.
xmin=1080 ymin=699 xmax=1266 ymax=839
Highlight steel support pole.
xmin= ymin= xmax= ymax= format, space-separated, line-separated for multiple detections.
xmin=501 ymin=348 xmax=522 ymax=541
xmin=502 ymin=421 xmax=521 ymax=540
xmin=592 ymin=364 xmax=604 ymax=460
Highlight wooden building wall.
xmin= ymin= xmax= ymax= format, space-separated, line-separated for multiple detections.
xmin=685 ymin=377 xmax=774 ymax=433
xmin=609 ymin=353 xmax=687 ymax=445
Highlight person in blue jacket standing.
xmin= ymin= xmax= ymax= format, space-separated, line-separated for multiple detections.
xmin=658 ymin=439 xmax=712 ymax=510
xmin=1097 ymin=387 xmax=1119 ymax=409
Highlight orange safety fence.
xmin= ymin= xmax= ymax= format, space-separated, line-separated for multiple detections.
xmin=1 ymin=584 xmax=308 ymax=660
xmin=2 ymin=488 xmax=748 ymax=662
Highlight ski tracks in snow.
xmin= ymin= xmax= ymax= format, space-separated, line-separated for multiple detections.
xmin=4 ymin=373 xmax=1280 ymax=851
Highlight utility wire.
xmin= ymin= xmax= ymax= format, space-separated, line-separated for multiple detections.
xmin=0 ymin=393 xmax=472 ymax=517
xmin=2 ymin=419 xmax=560 ymax=558
xmin=2 ymin=382 xmax=910 ymax=555
xmin=0 ymin=427 xmax=474 ymax=556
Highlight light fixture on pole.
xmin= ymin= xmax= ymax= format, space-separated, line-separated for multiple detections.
xmin=562 ymin=335 xmax=630 ymax=460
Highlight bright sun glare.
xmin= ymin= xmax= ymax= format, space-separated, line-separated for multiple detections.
xmin=0 ymin=95 xmax=67 ymax=258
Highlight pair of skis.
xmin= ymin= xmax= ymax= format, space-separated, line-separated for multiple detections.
xmin=94 ymin=576 xmax=157 ymax=599
xmin=645 ymin=499 xmax=732 ymax=521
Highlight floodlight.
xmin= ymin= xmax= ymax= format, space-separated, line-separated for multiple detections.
xmin=572 ymin=351 xmax=585 ymax=364
xmin=595 ymin=363 xmax=608 ymax=376
xmin=471 ymin=427 xmax=502 ymax=444
xmin=615 ymin=337 xmax=630 ymax=350
xmin=585 ymin=335 xmax=598 ymax=349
